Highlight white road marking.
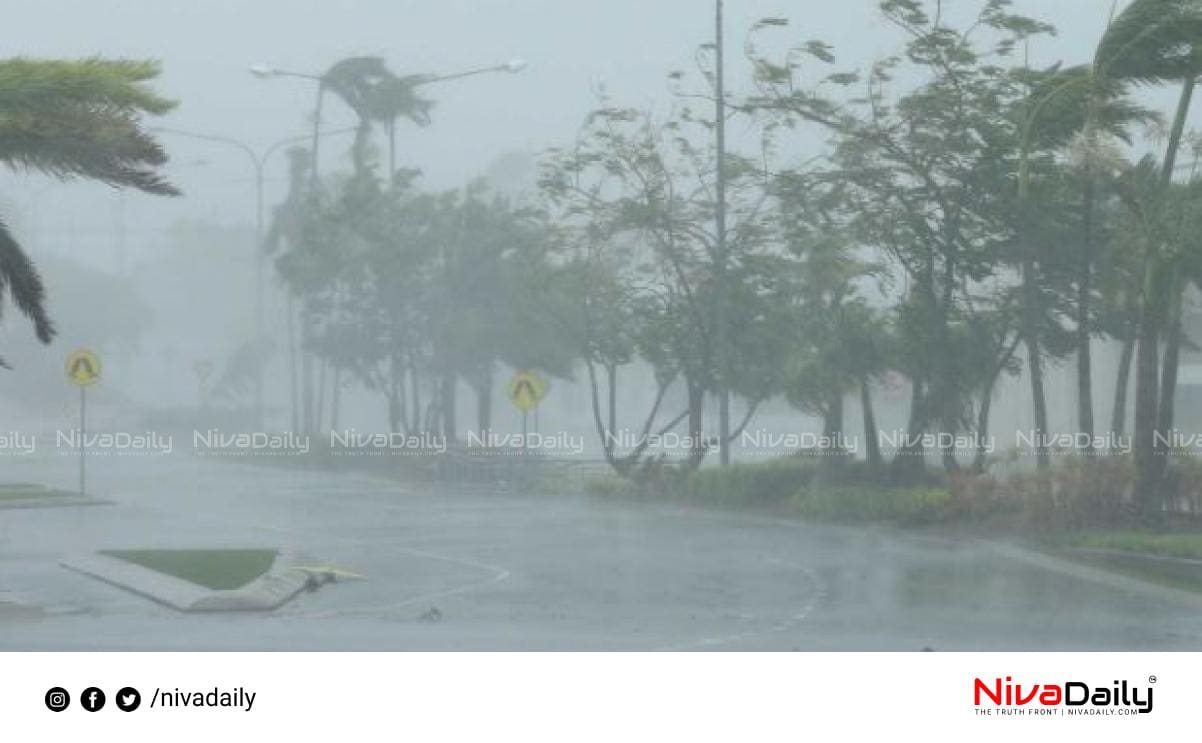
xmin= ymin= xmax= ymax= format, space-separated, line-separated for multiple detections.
xmin=247 ymin=517 xmax=513 ymax=621
xmin=656 ymin=558 xmax=827 ymax=651
xmin=288 ymin=545 xmax=511 ymax=620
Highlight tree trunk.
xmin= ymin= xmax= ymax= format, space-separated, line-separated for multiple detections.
xmin=1157 ymin=274 xmax=1185 ymax=436
xmin=687 ymin=378 xmax=706 ymax=469
xmin=586 ymin=358 xmax=622 ymax=474
xmin=940 ymin=414 xmax=961 ymax=473
xmin=1112 ymin=328 xmax=1136 ymax=439
xmin=475 ymin=369 xmax=493 ymax=433
xmin=330 ymin=368 xmax=341 ymax=430
xmin=387 ymin=391 xmax=401 ymax=435
xmin=860 ymin=378 xmax=882 ymax=470
xmin=1135 ymin=76 xmax=1195 ymax=515
xmin=1022 ymin=254 xmax=1050 ymax=470
xmin=441 ymin=372 xmax=457 ymax=442
xmin=973 ymin=334 xmax=1019 ymax=474
xmin=315 ymin=358 xmax=327 ymax=433
xmin=301 ymin=307 xmax=314 ymax=435
xmin=890 ymin=380 xmax=927 ymax=481
xmin=1077 ymin=177 xmax=1096 ymax=450
xmin=408 ymin=363 xmax=421 ymax=433
xmin=1025 ymin=336 xmax=1050 ymax=471
xmin=822 ymin=393 xmax=848 ymax=476
xmin=286 ymin=294 xmax=299 ymax=433
xmin=1134 ymin=252 xmax=1168 ymax=514
xmin=973 ymin=387 xmax=994 ymax=475
xmin=606 ymin=363 xmax=617 ymax=436
xmin=1133 ymin=292 xmax=1164 ymax=512
xmin=822 ymin=393 xmax=844 ymax=443
xmin=390 ymin=356 xmax=410 ymax=435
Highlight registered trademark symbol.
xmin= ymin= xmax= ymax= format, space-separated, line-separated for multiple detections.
xmin=1149 ymin=676 xmax=1157 ymax=684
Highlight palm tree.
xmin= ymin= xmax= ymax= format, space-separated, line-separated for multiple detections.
xmin=0 ymin=57 xmax=176 ymax=365
xmin=320 ymin=57 xmax=433 ymax=182
xmin=1013 ymin=62 xmax=1153 ymax=466
xmin=1096 ymin=0 xmax=1202 ymax=509
xmin=285 ymin=57 xmax=433 ymax=431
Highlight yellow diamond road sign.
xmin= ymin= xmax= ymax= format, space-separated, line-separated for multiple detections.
xmin=66 ymin=349 xmax=101 ymax=387
xmin=506 ymin=370 xmax=548 ymax=412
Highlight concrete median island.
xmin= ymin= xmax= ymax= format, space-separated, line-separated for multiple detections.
xmin=60 ymin=548 xmax=320 ymax=612
xmin=0 ymin=483 xmax=106 ymax=510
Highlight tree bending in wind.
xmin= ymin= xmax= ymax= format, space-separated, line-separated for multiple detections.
xmin=1095 ymin=0 xmax=1202 ymax=510
xmin=320 ymin=56 xmax=434 ymax=180
xmin=0 ymin=57 xmax=177 ymax=365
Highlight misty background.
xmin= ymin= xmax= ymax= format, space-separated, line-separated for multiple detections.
xmin=0 ymin=0 xmax=1174 ymax=447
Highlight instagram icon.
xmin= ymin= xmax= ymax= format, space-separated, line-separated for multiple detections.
xmin=44 ymin=687 xmax=70 ymax=712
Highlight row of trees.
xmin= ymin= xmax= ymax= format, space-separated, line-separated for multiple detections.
xmin=262 ymin=1 xmax=1202 ymax=520
xmin=747 ymin=0 xmax=1202 ymax=516
xmin=742 ymin=0 xmax=1202 ymax=516
xmin=264 ymin=61 xmax=576 ymax=440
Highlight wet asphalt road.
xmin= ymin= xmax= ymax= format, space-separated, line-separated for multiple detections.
xmin=1 ymin=453 xmax=1200 ymax=650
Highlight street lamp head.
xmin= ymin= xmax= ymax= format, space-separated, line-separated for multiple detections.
xmin=503 ymin=58 xmax=528 ymax=74
xmin=248 ymin=65 xmax=279 ymax=79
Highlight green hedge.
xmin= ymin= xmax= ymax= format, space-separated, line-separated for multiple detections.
xmin=685 ymin=458 xmax=816 ymax=505
xmin=1069 ymin=531 xmax=1202 ymax=560
xmin=586 ymin=457 xmax=962 ymax=526
xmin=792 ymin=485 xmax=955 ymax=525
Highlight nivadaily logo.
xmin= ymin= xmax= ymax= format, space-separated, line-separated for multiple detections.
xmin=974 ymin=676 xmax=1154 ymax=716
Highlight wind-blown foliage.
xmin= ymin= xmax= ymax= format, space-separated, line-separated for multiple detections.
xmin=0 ymin=57 xmax=176 ymax=364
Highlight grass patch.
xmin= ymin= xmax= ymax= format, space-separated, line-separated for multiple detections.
xmin=686 ymin=458 xmax=816 ymax=505
xmin=792 ymin=485 xmax=955 ymax=525
xmin=585 ymin=459 xmax=963 ymax=526
xmin=1055 ymin=547 xmax=1202 ymax=595
xmin=1050 ymin=531 xmax=1202 ymax=595
xmin=0 ymin=484 xmax=72 ymax=501
xmin=583 ymin=475 xmax=643 ymax=499
xmin=1067 ymin=531 xmax=1202 ymax=560
xmin=101 ymin=549 xmax=278 ymax=591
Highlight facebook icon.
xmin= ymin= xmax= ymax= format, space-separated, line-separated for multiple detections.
xmin=80 ymin=687 xmax=106 ymax=712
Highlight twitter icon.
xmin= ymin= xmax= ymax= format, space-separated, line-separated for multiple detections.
xmin=116 ymin=687 xmax=141 ymax=712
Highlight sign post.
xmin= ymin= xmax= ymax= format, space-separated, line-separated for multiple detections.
xmin=194 ymin=360 xmax=214 ymax=410
xmin=506 ymin=371 xmax=549 ymax=459
xmin=65 ymin=349 xmax=101 ymax=496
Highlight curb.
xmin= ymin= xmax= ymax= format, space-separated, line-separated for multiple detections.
xmin=60 ymin=550 xmax=316 ymax=612
xmin=0 ymin=497 xmax=112 ymax=511
xmin=985 ymin=540 xmax=1202 ymax=612
xmin=1065 ymin=546 xmax=1202 ymax=566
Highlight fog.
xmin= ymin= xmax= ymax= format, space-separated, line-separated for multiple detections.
xmin=0 ymin=0 xmax=1145 ymax=426
xmin=2 ymin=0 xmax=1202 ymax=652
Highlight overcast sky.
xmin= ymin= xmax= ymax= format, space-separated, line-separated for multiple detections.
xmin=0 ymin=0 xmax=1166 ymax=267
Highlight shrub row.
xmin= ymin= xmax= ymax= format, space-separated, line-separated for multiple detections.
xmin=583 ymin=453 xmax=1202 ymax=531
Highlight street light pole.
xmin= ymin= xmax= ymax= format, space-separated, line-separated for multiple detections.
xmin=416 ymin=59 xmax=527 ymax=84
xmin=714 ymin=0 xmax=731 ymax=466
xmin=151 ymin=126 xmax=355 ymax=427
xmin=250 ymin=57 xmax=527 ymax=434
xmin=251 ymin=57 xmax=527 ymax=176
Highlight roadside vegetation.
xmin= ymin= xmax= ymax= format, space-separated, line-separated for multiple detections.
xmin=0 ymin=58 xmax=176 ymax=365
xmin=8 ymin=2 xmax=1202 ymax=557
xmin=1068 ymin=531 xmax=1202 ymax=560
xmin=242 ymin=0 xmax=1202 ymax=540
xmin=587 ymin=452 xmax=1202 ymax=536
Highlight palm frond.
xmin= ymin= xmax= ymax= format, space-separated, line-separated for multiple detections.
xmin=0 ymin=56 xmax=179 ymax=195
xmin=0 ymin=57 xmax=175 ymax=115
xmin=1097 ymin=0 xmax=1202 ymax=84
xmin=0 ymin=218 xmax=53 ymax=346
xmin=0 ymin=108 xmax=177 ymax=193
xmin=322 ymin=56 xmax=434 ymax=126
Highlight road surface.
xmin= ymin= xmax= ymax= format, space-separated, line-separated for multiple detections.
xmin=0 ymin=452 xmax=1199 ymax=650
